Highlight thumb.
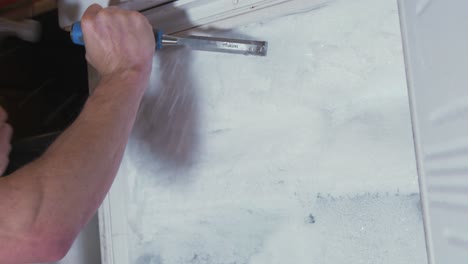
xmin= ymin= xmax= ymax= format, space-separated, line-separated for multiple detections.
xmin=82 ymin=4 xmax=103 ymax=22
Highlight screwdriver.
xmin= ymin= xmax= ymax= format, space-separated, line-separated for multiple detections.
xmin=70 ymin=22 xmax=268 ymax=57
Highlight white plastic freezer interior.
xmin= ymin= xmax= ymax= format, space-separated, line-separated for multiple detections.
xmin=399 ymin=0 xmax=468 ymax=263
xmin=96 ymin=0 xmax=429 ymax=263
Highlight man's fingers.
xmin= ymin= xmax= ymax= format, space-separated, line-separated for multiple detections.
xmin=82 ymin=4 xmax=103 ymax=22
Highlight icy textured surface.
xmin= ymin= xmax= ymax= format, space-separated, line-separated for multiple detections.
xmin=114 ymin=0 xmax=428 ymax=263
xmin=249 ymin=194 xmax=426 ymax=264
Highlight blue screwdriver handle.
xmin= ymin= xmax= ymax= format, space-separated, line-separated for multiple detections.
xmin=70 ymin=22 xmax=164 ymax=50
xmin=70 ymin=22 xmax=84 ymax=45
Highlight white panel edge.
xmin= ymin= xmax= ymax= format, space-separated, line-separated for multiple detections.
xmin=397 ymin=0 xmax=432 ymax=263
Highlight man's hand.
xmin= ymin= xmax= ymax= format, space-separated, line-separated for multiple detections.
xmin=81 ymin=4 xmax=155 ymax=88
xmin=0 ymin=106 xmax=12 ymax=175
xmin=0 ymin=5 xmax=155 ymax=263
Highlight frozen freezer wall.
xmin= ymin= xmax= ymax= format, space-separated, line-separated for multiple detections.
xmin=97 ymin=0 xmax=428 ymax=263
xmin=399 ymin=0 xmax=468 ymax=263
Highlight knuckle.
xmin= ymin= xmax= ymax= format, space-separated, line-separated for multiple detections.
xmin=129 ymin=10 xmax=142 ymax=18
xmin=130 ymin=11 xmax=146 ymax=24
xmin=98 ymin=9 xmax=111 ymax=19
xmin=106 ymin=6 xmax=120 ymax=15
xmin=82 ymin=4 xmax=102 ymax=20
xmin=89 ymin=3 xmax=102 ymax=9
xmin=81 ymin=16 xmax=97 ymax=29
xmin=80 ymin=17 xmax=93 ymax=29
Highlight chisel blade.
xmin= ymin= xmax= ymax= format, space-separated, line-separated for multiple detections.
xmin=159 ymin=33 xmax=268 ymax=57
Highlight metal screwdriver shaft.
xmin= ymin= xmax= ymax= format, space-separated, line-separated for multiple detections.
xmin=157 ymin=32 xmax=268 ymax=56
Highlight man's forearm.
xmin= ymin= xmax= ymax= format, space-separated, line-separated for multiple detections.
xmin=0 ymin=73 xmax=147 ymax=263
xmin=37 ymin=74 xmax=146 ymax=225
